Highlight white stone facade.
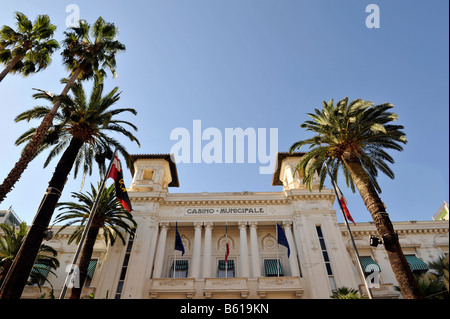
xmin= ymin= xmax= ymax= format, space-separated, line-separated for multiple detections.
xmin=17 ymin=153 xmax=449 ymax=299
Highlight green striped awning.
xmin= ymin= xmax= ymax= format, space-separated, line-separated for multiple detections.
xmin=170 ymin=260 xmax=189 ymax=278
xmin=405 ymin=255 xmax=428 ymax=272
xmin=360 ymin=256 xmax=381 ymax=273
xmin=218 ymin=260 xmax=235 ymax=270
xmin=32 ymin=264 xmax=50 ymax=279
xmin=87 ymin=259 xmax=98 ymax=279
xmin=171 ymin=260 xmax=189 ymax=270
xmin=264 ymin=259 xmax=284 ymax=277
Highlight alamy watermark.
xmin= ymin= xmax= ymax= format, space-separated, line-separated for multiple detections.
xmin=365 ymin=264 xmax=381 ymax=288
xmin=64 ymin=264 xmax=80 ymax=288
xmin=170 ymin=120 xmax=278 ymax=174
xmin=65 ymin=4 xmax=81 ymax=28
xmin=366 ymin=4 xmax=380 ymax=29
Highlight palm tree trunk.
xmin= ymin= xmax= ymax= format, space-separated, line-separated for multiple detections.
xmin=342 ymin=153 xmax=422 ymax=299
xmin=69 ymin=223 xmax=100 ymax=299
xmin=0 ymin=55 xmax=23 ymax=83
xmin=0 ymin=68 xmax=82 ymax=204
xmin=0 ymin=137 xmax=84 ymax=299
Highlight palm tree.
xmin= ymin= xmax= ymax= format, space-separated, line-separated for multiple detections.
xmin=0 ymin=222 xmax=59 ymax=289
xmin=395 ymin=255 xmax=449 ymax=299
xmin=0 ymin=78 xmax=139 ymax=299
xmin=54 ymin=183 xmax=136 ymax=299
xmin=0 ymin=16 xmax=126 ymax=204
xmin=15 ymin=77 xmax=138 ymax=185
xmin=330 ymin=287 xmax=367 ymax=299
xmin=289 ymin=97 xmax=421 ymax=299
xmin=427 ymin=254 xmax=449 ymax=297
xmin=0 ymin=12 xmax=59 ymax=83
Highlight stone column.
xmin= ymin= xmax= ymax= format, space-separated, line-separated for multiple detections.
xmin=291 ymin=216 xmax=305 ymax=277
xmin=239 ymin=221 xmax=250 ymax=277
xmin=146 ymin=219 xmax=160 ymax=279
xmin=249 ymin=221 xmax=261 ymax=278
xmin=202 ymin=222 xmax=213 ymax=278
xmin=283 ymin=221 xmax=300 ymax=277
xmin=190 ymin=222 xmax=203 ymax=278
xmin=122 ymin=215 xmax=156 ymax=298
xmin=152 ymin=222 xmax=169 ymax=278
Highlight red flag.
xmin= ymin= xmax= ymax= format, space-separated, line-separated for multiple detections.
xmin=334 ymin=183 xmax=356 ymax=225
xmin=328 ymin=172 xmax=356 ymax=225
xmin=107 ymin=153 xmax=132 ymax=212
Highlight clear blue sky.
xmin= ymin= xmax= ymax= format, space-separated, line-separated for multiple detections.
xmin=0 ymin=0 xmax=448 ymax=225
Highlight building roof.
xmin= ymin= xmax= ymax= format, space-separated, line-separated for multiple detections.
xmin=129 ymin=154 xmax=180 ymax=187
xmin=271 ymin=152 xmax=305 ymax=186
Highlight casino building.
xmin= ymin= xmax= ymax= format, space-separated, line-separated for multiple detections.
xmin=19 ymin=153 xmax=449 ymax=299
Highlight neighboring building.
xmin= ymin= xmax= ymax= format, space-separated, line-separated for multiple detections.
xmin=0 ymin=207 xmax=22 ymax=227
xmin=11 ymin=153 xmax=448 ymax=299
xmin=433 ymin=201 xmax=449 ymax=221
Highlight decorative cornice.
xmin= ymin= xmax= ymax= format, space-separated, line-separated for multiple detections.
xmin=288 ymin=194 xmax=334 ymax=201
xmin=342 ymin=227 xmax=449 ymax=237
xmin=129 ymin=193 xmax=334 ymax=206
xmin=163 ymin=199 xmax=289 ymax=206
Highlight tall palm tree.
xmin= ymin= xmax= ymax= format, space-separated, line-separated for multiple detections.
xmin=54 ymin=183 xmax=136 ymax=299
xmin=289 ymin=97 xmax=421 ymax=299
xmin=0 ymin=12 xmax=59 ymax=83
xmin=428 ymin=254 xmax=449 ymax=295
xmin=0 ymin=222 xmax=59 ymax=289
xmin=15 ymin=77 xmax=138 ymax=185
xmin=0 ymin=16 xmax=126 ymax=204
xmin=0 ymin=78 xmax=139 ymax=299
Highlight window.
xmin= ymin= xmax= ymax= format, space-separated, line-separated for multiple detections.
xmin=360 ymin=256 xmax=381 ymax=285
xmin=405 ymin=255 xmax=428 ymax=275
xmin=143 ymin=169 xmax=154 ymax=180
xmin=264 ymin=259 xmax=284 ymax=277
xmin=218 ymin=260 xmax=235 ymax=278
xmin=169 ymin=260 xmax=189 ymax=278
xmin=29 ymin=264 xmax=50 ymax=287
xmin=84 ymin=259 xmax=98 ymax=287
xmin=115 ymin=232 xmax=135 ymax=299
xmin=316 ymin=225 xmax=337 ymax=293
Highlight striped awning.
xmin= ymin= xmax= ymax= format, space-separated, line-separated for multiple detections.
xmin=171 ymin=260 xmax=189 ymax=270
xmin=359 ymin=256 xmax=381 ymax=273
xmin=87 ymin=259 xmax=98 ymax=279
xmin=32 ymin=264 xmax=50 ymax=279
xmin=218 ymin=260 xmax=235 ymax=270
xmin=405 ymin=255 xmax=428 ymax=272
xmin=264 ymin=259 xmax=284 ymax=277
xmin=170 ymin=260 xmax=189 ymax=278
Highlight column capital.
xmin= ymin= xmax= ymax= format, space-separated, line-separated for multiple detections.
xmin=204 ymin=222 xmax=214 ymax=229
xmin=249 ymin=221 xmax=258 ymax=228
xmin=194 ymin=221 xmax=203 ymax=228
xmin=238 ymin=221 xmax=248 ymax=228
xmin=282 ymin=220 xmax=293 ymax=228
xmin=159 ymin=222 xmax=170 ymax=229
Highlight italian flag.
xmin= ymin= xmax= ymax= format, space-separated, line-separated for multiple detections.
xmin=330 ymin=175 xmax=356 ymax=225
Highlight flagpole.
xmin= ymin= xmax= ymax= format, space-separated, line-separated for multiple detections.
xmin=174 ymin=222 xmax=177 ymax=278
xmin=276 ymin=222 xmax=280 ymax=278
xmin=325 ymin=163 xmax=373 ymax=299
xmin=225 ymin=222 xmax=228 ymax=279
xmin=59 ymin=148 xmax=118 ymax=299
xmin=173 ymin=247 xmax=177 ymax=278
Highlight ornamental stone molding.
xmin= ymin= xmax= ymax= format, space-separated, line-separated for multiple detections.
xmin=128 ymin=194 xmax=335 ymax=206
xmin=218 ymin=235 xmax=235 ymax=251
xmin=261 ymin=234 xmax=277 ymax=251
